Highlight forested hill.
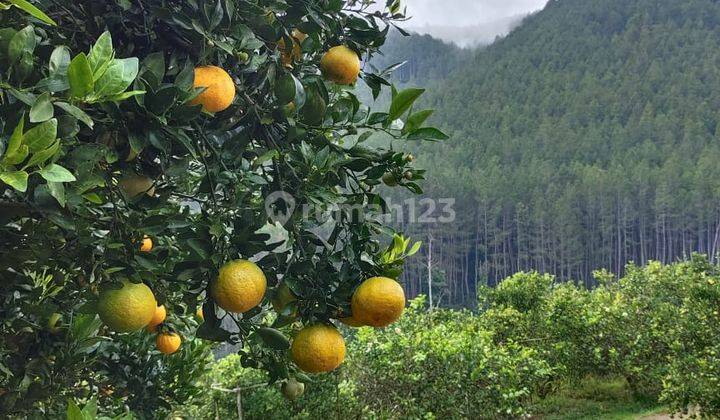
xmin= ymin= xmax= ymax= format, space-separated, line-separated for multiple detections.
xmin=392 ymin=0 xmax=720 ymax=306
xmin=370 ymin=30 xmax=466 ymax=85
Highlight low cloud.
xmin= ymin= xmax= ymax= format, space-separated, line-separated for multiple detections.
xmin=396 ymin=0 xmax=547 ymax=46
xmin=403 ymin=0 xmax=547 ymax=27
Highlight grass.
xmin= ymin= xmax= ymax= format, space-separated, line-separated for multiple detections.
xmin=533 ymin=376 xmax=667 ymax=419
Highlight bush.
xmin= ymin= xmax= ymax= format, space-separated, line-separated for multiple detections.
xmin=656 ymin=256 xmax=720 ymax=417
xmin=351 ymin=300 xmax=553 ymax=419
xmin=179 ymin=354 xmax=368 ymax=419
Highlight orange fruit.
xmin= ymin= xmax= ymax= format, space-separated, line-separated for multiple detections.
xmin=320 ymin=45 xmax=360 ymax=85
xmin=97 ymin=280 xmax=157 ymax=332
xmin=351 ymin=277 xmax=405 ymax=327
xmin=139 ymin=235 xmax=153 ymax=252
xmin=210 ymin=260 xmax=267 ymax=313
xmin=146 ymin=305 xmax=166 ymax=332
xmin=156 ymin=332 xmax=181 ymax=354
xmin=291 ymin=324 xmax=345 ymax=373
xmin=190 ymin=66 xmax=236 ymax=113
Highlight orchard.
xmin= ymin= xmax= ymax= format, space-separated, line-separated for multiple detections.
xmin=0 ymin=0 xmax=439 ymax=417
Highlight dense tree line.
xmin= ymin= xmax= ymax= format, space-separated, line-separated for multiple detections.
xmin=377 ymin=0 xmax=720 ymax=306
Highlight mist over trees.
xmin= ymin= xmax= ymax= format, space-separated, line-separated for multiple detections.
xmin=377 ymin=0 xmax=720 ymax=307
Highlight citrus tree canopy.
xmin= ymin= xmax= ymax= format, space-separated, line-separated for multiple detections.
xmin=0 ymin=0 xmax=441 ymax=416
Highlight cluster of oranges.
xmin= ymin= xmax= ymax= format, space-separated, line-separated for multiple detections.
xmin=96 ymin=251 xmax=406 ymax=374
xmin=93 ymin=238 xmax=182 ymax=354
xmin=95 ymin=279 xmax=182 ymax=354
xmin=117 ymin=34 xmax=361 ymax=202
xmin=101 ymin=26 xmax=377 ymax=387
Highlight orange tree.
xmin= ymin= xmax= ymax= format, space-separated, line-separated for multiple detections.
xmin=0 ymin=0 xmax=442 ymax=416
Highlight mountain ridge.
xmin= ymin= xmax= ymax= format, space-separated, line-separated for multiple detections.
xmin=387 ymin=0 xmax=720 ymax=305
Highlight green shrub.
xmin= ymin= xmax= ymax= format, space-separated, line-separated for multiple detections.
xmin=348 ymin=298 xmax=553 ymax=419
xmin=656 ymin=255 xmax=720 ymax=417
xmin=179 ymin=353 xmax=368 ymax=419
xmin=180 ymin=258 xmax=720 ymax=419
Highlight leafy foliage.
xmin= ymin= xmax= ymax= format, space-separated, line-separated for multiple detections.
xmin=182 ymin=257 xmax=720 ymax=419
xmin=0 ymin=0 xmax=443 ymax=416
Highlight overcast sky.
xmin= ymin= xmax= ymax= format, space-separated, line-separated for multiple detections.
xmin=402 ymin=0 xmax=548 ymax=27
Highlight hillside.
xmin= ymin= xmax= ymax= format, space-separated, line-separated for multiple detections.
xmin=391 ymin=0 xmax=720 ymax=305
xmin=369 ymin=30 xmax=466 ymax=86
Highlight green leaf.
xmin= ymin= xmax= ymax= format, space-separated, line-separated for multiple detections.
xmin=7 ymin=87 xmax=36 ymax=105
xmin=9 ymin=0 xmax=57 ymax=26
xmin=49 ymin=46 xmax=71 ymax=75
xmin=407 ymin=241 xmax=422 ymax=257
xmin=3 ymin=145 xmax=29 ymax=166
xmin=67 ymin=53 xmax=94 ymax=98
xmin=256 ymin=327 xmax=290 ymax=350
xmin=141 ymin=52 xmax=165 ymax=88
xmin=388 ymin=88 xmax=425 ymax=121
xmin=4 ymin=114 xmax=25 ymax=158
xmin=66 ymin=400 xmax=84 ymax=420
xmin=94 ymin=58 xmax=139 ymax=97
xmin=175 ymin=59 xmax=195 ymax=91
xmin=24 ymin=118 xmax=57 ymax=152
xmin=47 ymin=181 xmax=66 ymax=207
xmin=292 ymin=74 xmax=306 ymax=109
xmin=275 ymin=73 xmax=297 ymax=105
xmin=39 ymin=163 xmax=76 ymax=182
xmin=406 ymin=127 xmax=449 ymax=141
xmin=55 ymin=102 xmax=94 ymax=129
xmin=103 ymin=90 xmax=145 ymax=102
xmin=24 ymin=139 xmax=59 ymax=168
xmin=80 ymin=397 xmax=97 ymax=418
xmin=403 ymin=109 xmax=434 ymax=133
xmin=8 ymin=25 xmax=36 ymax=64
xmin=30 ymin=92 xmax=54 ymax=122
xmin=82 ymin=192 xmax=102 ymax=204
xmin=88 ymin=31 xmax=113 ymax=75
xmin=0 ymin=170 xmax=28 ymax=192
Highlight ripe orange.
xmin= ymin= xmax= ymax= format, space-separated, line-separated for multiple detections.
xmin=320 ymin=45 xmax=361 ymax=85
xmin=156 ymin=332 xmax=181 ymax=354
xmin=146 ymin=305 xmax=166 ymax=332
xmin=291 ymin=324 xmax=346 ymax=373
xmin=210 ymin=260 xmax=267 ymax=313
xmin=351 ymin=277 xmax=405 ymax=327
xmin=190 ymin=66 xmax=236 ymax=113
xmin=97 ymin=280 xmax=157 ymax=332
xmin=139 ymin=235 xmax=153 ymax=252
